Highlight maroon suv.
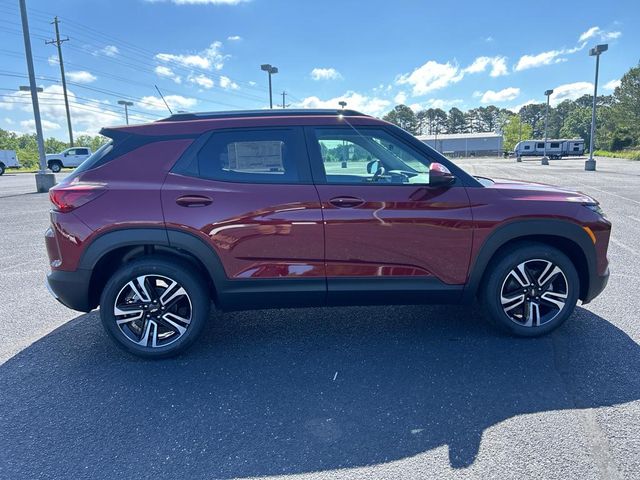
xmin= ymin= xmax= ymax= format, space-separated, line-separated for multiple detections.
xmin=45 ymin=109 xmax=611 ymax=358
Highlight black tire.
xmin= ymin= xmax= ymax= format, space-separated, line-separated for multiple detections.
xmin=481 ymin=242 xmax=579 ymax=337
xmin=49 ymin=161 xmax=62 ymax=173
xmin=99 ymin=256 xmax=210 ymax=358
xmin=0 ymin=163 xmax=5 ymax=176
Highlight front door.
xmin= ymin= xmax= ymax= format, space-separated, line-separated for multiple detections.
xmin=305 ymin=126 xmax=473 ymax=304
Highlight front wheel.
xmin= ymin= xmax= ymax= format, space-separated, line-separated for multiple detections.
xmin=481 ymin=243 xmax=579 ymax=337
xmin=100 ymin=256 xmax=210 ymax=358
xmin=0 ymin=163 xmax=5 ymax=176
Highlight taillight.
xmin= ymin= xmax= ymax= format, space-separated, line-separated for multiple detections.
xmin=49 ymin=184 xmax=105 ymax=212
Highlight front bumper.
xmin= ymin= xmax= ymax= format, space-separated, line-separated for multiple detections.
xmin=583 ymin=267 xmax=609 ymax=304
xmin=46 ymin=268 xmax=93 ymax=312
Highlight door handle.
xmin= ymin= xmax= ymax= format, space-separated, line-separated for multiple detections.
xmin=328 ymin=196 xmax=365 ymax=208
xmin=176 ymin=195 xmax=213 ymax=207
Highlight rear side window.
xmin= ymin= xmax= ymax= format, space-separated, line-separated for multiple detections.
xmin=550 ymin=142 xmax=560 ymax=148
xmin=537 ymin=142 xmax=544 ymax=148
xmin=195 ymin=128 xmax=307 ymax=183
xmin=69 ymin=141 xmax=113 ymax=176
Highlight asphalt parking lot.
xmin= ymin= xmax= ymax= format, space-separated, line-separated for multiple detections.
xmin=0 ymin=156 xmax=639 ymax=480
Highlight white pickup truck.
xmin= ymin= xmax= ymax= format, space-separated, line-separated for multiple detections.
xmin=0 ymin=150 xmax=21 ymax=175
xmin=46 ymin=147 xmax=92 ymax=172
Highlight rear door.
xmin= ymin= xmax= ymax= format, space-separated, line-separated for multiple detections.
xmin=162 ymin=126 xmax=326 ymax=309
xmin=305 ymin=125 xmax=473 ymax=304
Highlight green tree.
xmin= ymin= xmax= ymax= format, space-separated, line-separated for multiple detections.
xmin=613 ymin=64 xmax=640 ymax=144
xmin=519 ymin=103 xmax=546 ymax=138
xmin=447 ymin=107 xmax=466 ymax=133
xmin=382 ymin=105 xmax=418 ymax=134
xmin=503 ymin=115 xmax=533 ymax=152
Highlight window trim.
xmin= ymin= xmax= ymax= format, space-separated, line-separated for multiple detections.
xmin=171 ymin=126 xmax=314 ymax=185
xmin=304 ymin=125 xmax=460 ymax=187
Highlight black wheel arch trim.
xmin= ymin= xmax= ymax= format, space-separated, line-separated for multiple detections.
xmin=462 ymin=219 xmax=598 ymax=303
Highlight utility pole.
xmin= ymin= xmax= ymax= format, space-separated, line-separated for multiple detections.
xmin=281 ymin=91 xmax=287 ymax=109
xmin=118 ymin=100 xmax=133 ymax=125
xmin=19 ymin=0 xmax=55 ymax=192
xmin=46 ymin=16 xmax=73 ymax=146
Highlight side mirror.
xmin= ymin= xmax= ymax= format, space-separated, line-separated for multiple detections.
xmin=429 ymin=162 xmax=456 ymax=187
xmin=366 ymin=159 xmax=380 ymax=174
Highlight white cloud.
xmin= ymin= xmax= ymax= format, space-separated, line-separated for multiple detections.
xmin=508 ymin=99 xmax=538 ymax=113
xmin=66 ymin=71 xmax=97 ymax=83
xmin=579 ymin=26 xmax=622 ymax=42
xmin=295 ymin=91 xmax=391 ymax=116
xmin=464 ymin=56 xmax=508 ymax=77
xmin=426 ymin=98 xmax=463 ymax=109
xmin=3 ymin=117 xmax=14 ymax=125
xmin=20 ymin=119 xmax=61 ymax=131
xmin=550 ymin=82 xmax=593 ymax=106
xmin=102 ymin=45 xmax=119 ymax=57
xmin=188 ymin=73 xmax=214 ymax=88
xmin=396 ymin=60 xmax=464 ymax=96
xmin=48 ymin=55 xmax=59 ymax=66
xmin=477 ymin=87 xmax=520 ymax=104
xmin=156 ymin=41 xmax=229 ymax=71
xmin=155 ymin=65 xmax=182 ymax=84
xmin=485 ymin=36 xmax=494 ymax=43
xmin=603 ymin=79 xmax=621 ymax=91
xmin=394 ymin=91 xmax=407 ymax=104
xmin=310 ymin=67 xmax=342 ymax=81
xmin=219 ymin=76 xmax=239 ymax=90
xmin=139 ymin=94 xmax=198 ymax=112
xmin=147 ymin=0 xmax=249 ymax=4
xmin=227 ymin=35 xmax=242 ymax=41
xmin=248 ymin=80 xmax=256 ymax=86
xmin=514 ymin=50 xmax=569 ymax=71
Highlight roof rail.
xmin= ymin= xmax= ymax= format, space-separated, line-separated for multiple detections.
xmin=158 ymin=108 xmax=368 ymax=122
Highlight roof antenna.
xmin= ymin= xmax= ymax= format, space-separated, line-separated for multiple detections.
xmin=154 ymin=85 xmax=173 ymax=114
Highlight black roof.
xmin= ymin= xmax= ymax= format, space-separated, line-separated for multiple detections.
xmin=158 ymin=108 xmax=368 ymax=122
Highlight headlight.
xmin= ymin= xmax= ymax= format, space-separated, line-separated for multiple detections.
xmin=583 ymin=203 xmax=606 ymax=218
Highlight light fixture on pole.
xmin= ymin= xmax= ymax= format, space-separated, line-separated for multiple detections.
xmin=585 ymin=43 xmax=608 ymax=171
xmin=20 ymin=85 xmax=43 ymax=93
xmin=338 ymin=101 xmax=347 ymax=109
xmin=541 ymin=89 xmax=554 ymax=165
xmin=260 ymin=64 xmax=278 ymax=109
xmin=117 ymin=100 xmax=133 ymax=125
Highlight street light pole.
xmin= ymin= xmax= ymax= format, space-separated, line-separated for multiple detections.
xmin=117 ymin=100 xmax=133 ymax=125
xmin=585 ymin=44 xmax=608 ymax=171
xmin=541 ymin=89 xmax=553 ymax=165
xmin=260 ymin=64 xmax=278 ymax=109
xmin=18 ymin=0 xmax=55 ymax=192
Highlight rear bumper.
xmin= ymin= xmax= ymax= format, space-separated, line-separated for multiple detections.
xmin=46 ymin=268 xmax=93 ymax=312
xmin=583 ymin=267 xmax=609 ymax=304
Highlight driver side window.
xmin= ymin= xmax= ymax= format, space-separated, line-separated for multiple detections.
xmin=313 ymin=128 xmax=431 ymax=185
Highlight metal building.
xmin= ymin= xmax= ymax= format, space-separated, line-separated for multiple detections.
xmin=417 ymin=132 xmax=503 ymax=157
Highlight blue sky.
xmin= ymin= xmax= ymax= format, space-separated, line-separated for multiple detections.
xmin=0 ymin=0 xmax=637 ymax=139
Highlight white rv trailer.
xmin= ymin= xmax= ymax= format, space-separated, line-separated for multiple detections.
xmin=514 ymin=139 xmax=584 ymax=159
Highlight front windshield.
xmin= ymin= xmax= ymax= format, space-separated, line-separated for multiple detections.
xmin=315 ymin=127 xmax=431 ymax=185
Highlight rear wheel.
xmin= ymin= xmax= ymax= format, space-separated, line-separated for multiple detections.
xmin=481 ymin=243 xmax=579 ymax=336
xmin=100 ymin=256 xmax=210 ymax=358
xmin=48 ymin=161 xmax=62 ymax=173
xmin=0 ymin=163 xmax=5 ymax=176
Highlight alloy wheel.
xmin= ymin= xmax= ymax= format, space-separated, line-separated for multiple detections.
xmin=499 ymin=259 xmax=569 ymax=328
xmin=113 ymin=274 xmax=192 ymax=348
